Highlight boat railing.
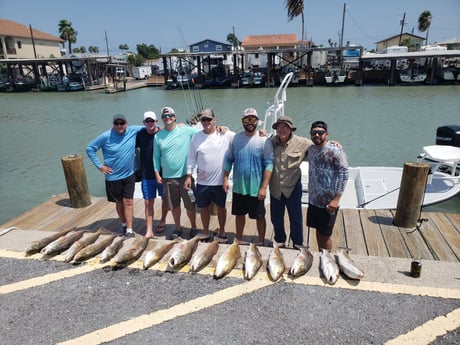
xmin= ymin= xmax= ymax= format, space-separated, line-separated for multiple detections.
xmin=262 ymin=72 xmax=294 ymax=132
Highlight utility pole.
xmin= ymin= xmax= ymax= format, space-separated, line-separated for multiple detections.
xmin=399 ymin=12 xmax=406 ymax=45
xmin=339 ymin=3 xmax=346 ymax=71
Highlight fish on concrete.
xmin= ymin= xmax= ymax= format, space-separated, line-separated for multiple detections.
xmin=189 ymin=239 xmax=220 ymax=273
xmin=73 ymin=233 xmax=117 ymax=263
xmin=99 ymin=236 xmax=125 ymax=263
xmin=336 ymin=247 xmax=364 ymax=280
xmin=243 ymin=243 xmax=263 ymax=280
xmin=214 ymin=241 xmax=241 ymax=279
xmin=266 ymin=244 xmax=286 ymax=282
xmin=40 ymin=230 xmax=86 ymax=257
xmin=143 ymin=239 xmax=179 ymax=270
xmin=64 ymin=228 xmax=106 ymax=263
xmin=288 ymin=246 xmax=314 ymax=278
xmin=114 ymin=237 xmax=149 ymax=266
xmin=25 ymin=227 xmax=76 ymax=256
xmin=167 ymin=237 xmax=201 ymax=270
xmin=320 ymin=248 xmax=339 ymax=284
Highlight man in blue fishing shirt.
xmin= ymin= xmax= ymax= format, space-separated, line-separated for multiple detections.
xmin=86 ymin=114 xmax=143 ymax=237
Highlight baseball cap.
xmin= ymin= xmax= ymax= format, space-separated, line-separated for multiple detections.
xmin=113 ymin=114 xmax=126 ymax=122
xmin=242 ymin=107 xmax=258 ymax=118
xmin=161 ymin=106 xmax=175 ymax=115
xmin=143 ymin=111 xmax=157 ymax=121
xmin=199 ymin=108 xmax=215 ymax=118
xmin=272 ymin=116 xmax=297 ymax=131
xmin=310 ymin=120 xmax=328 ymax=131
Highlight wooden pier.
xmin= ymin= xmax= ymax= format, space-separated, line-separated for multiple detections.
xmin=1 ymin=193 xmax=459 ymax=263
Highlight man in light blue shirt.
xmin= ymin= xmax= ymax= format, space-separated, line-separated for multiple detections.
xmin=86 ymin=114 xmax=143 ymax=237
xmin=223 ymin=108 xmax=273 ymax=246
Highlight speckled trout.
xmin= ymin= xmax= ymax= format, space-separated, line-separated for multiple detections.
xmin=320 ymin=248 xmax=339 ymax=284
xmin=99 ymin=236 xmax=125 ymax=263
xmin=214 ymin=241 xmax=241 ymax=279
xmin=288 ymin=246 xmax=314 ymax=278
xmin=267 ymin=244 xmax=285 ymax=281
xmin=25 ymin=227 xmax=76 ymax=256
xmin=189 ymin=239 xmax=219 ymax=273
xmin=114 ymin=237 xmax=149 ymax=266
xmin=336 ymin=248 xmax=364 ymax=280
xmin=40 ymin=230 xmax=86 ymax=257
xmin=64 ymin=228 xmax=106 ymax=263
xmin=167 ymin=236 xmax=201 ymax=269
xmin=243 ymin=243 xmax=263 ymax=280
xmin=143 ymin=239 xmax=179 ymax=270
xmin=73 ymin=233 xmax=117 ymax=263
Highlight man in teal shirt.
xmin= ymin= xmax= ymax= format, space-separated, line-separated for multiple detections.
xmin=154 ymin=106 xmax=200 ymax=239
xmin=223 ymin=108 xmax=273 ymax=246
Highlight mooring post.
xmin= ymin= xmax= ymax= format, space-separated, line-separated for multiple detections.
xmin=393 ymin=162 xmax=431 ymax=228
xmin=61 ymin=154 xmax=91 ymax=208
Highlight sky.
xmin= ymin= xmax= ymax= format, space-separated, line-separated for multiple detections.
xmin=1 ymin=0 xmax=459 ymax=53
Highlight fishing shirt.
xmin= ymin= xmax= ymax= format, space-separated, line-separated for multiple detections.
xmin=136 ymin=127 xmax=161 ymax=180
xmin=307 ymin=141 xmax=349 ymax=208
xmin=187 ymin=130 xmax=236 ymax=186
xmin=224 ymin=131 xmax=274 ymax=197
xmin=270 ymin=134 xmax=312 ymax=200
xmin=153 ymin=125 xmax=199 ymax=178
xmin=86 ymin=125 xmax=143 ymax=181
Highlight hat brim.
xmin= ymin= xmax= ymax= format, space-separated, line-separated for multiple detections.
xmin=272 ymin=122 xmax=296 ymax=131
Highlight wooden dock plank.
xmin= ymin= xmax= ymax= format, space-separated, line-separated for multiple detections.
xmin=1 ymin=193 xmax=459 ymax=263
xmin=374 ymin=210 xmax=410 ymax=258
xmin=359 ymin=209 xmax=390 ymax=257
xmin=342 ymin=209 xmax=367 ymax=256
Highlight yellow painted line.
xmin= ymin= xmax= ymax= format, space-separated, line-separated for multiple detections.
xmin=385 ymin=307 xmax=460 ymax=345
xmin=56 ymin=277 xmax=272 ymax=345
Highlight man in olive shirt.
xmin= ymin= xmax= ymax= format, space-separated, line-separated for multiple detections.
xmin=269 ymin=116 xmax=311 ymax=248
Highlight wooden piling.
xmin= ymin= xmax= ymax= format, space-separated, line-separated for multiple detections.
xmin=61 ymin=154 xmax=91 ymax=208
xmin=393 ymin=162 xmax=431 ymax=228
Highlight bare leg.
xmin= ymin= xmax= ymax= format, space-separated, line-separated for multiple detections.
xmin=144 ymin=199 xmax=154 ymax=238
xmin=217 ymin=206 xmax=227 ymax=237
xmin=159 ymin=199 xmax=168 ymax=226
xmin=235 ymin=215 xmax=245 ymax=241
xmin=123 ymin=198 xmax=134 ymax=230
xmin=256 ymin=217 xmax=266 ymax=246
xmin=186 ymin=208 xmax=197 ymax=229
xmin=171 ymin=206 xmax=181 ymax=231
xmin=200 ymin=206 xmax=210 ymax=235
xmin=115 ymin=201 xmax=125 ymax=224
xmin=317 ymin=232 xmax=332 ymax=251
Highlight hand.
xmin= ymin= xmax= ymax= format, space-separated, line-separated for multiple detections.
xmin=258 ymin=187 xmax=267 ymax=201
xmin=99 ymin=165 xmax=112 ymax=175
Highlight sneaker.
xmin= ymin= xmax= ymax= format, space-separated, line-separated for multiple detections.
xmin=124 ymin=231 xmax=135 ymax=238
xmin=273 ymin=241 xmax=285 ymax=248
xmin=167 ymin=229 xmax=183 ymax=240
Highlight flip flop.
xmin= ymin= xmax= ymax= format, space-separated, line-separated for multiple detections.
xmin=155 ymin=224 xmax=166 ymax=233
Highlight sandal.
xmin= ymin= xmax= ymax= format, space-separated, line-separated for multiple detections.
xmin=155 ymin=224 xmax=166 ymax=233
xmin=216 ymin=233 xmax=228 ymax=244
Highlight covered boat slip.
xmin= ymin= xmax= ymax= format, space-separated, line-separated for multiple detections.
xmin=1 ymin=193 xmax=459 ymax=263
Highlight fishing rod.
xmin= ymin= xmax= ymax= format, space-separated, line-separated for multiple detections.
xmin=358 ymin=186 xmax=400 ymax=208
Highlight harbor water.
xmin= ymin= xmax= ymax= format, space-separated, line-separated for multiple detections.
xmin=0 ymin=85 xmax=459 ymax=225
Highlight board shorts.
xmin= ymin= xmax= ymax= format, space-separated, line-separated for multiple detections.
xmin=306 ymin=204 xmax=338 ymax=237
xmin=231 ymin=192 xmax=265 ymax=219
xmin=105 ymin=174 xmax=136 ymax=202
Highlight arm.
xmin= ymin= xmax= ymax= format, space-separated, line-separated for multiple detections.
xmin=86 ymin=133 xmax=112 ymax=175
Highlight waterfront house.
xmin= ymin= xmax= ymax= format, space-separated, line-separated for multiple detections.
xmin=375 ymin=33 xmax=425 ymax=53
xmin=0 ymin=18 xmax=63 ymax=59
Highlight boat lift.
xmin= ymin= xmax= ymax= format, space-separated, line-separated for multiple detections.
xmin=262 ymin=72 xmax=294 ymax=132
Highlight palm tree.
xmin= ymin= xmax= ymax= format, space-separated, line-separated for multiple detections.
xmin=418 ymin=10 xmax=432 ymax=45
xmin=226 ymin=33 xmax=241 ymax=49
xmin=285 ymin=0 xmax=305 ymax=44
xmin=58 ymin=20 xmax=78 ymax=54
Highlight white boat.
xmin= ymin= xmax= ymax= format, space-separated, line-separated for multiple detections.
xmin=325 ymin=70 xmax=346 ymax=84
xmin=399 ymin=69 xmax=427 ymax=83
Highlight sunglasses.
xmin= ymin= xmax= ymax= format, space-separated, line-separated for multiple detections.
xmin=243 ymin=117 xmax=258 ymax=124
xmin=200 ymin=117 xmax=213 ymax=122
xmin=161 ymin=114 xmax=175 ymax=118
xmin=144 ymin=119 xmax=157 ymax=123
xmin=310 ymin=130 xmax=326 ymax=136
xmin=113 ymin=121 xmax=126 ymax=126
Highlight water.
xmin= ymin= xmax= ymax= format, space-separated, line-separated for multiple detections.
xmin=1 ymin=85 xmax=459 ymax=225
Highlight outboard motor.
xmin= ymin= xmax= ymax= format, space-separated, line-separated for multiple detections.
xmin=436 ymin=125 xmax=460 ymax=147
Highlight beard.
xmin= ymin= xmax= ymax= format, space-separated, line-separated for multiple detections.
xmin=243 ymin=124 xmax=257 ymax=133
